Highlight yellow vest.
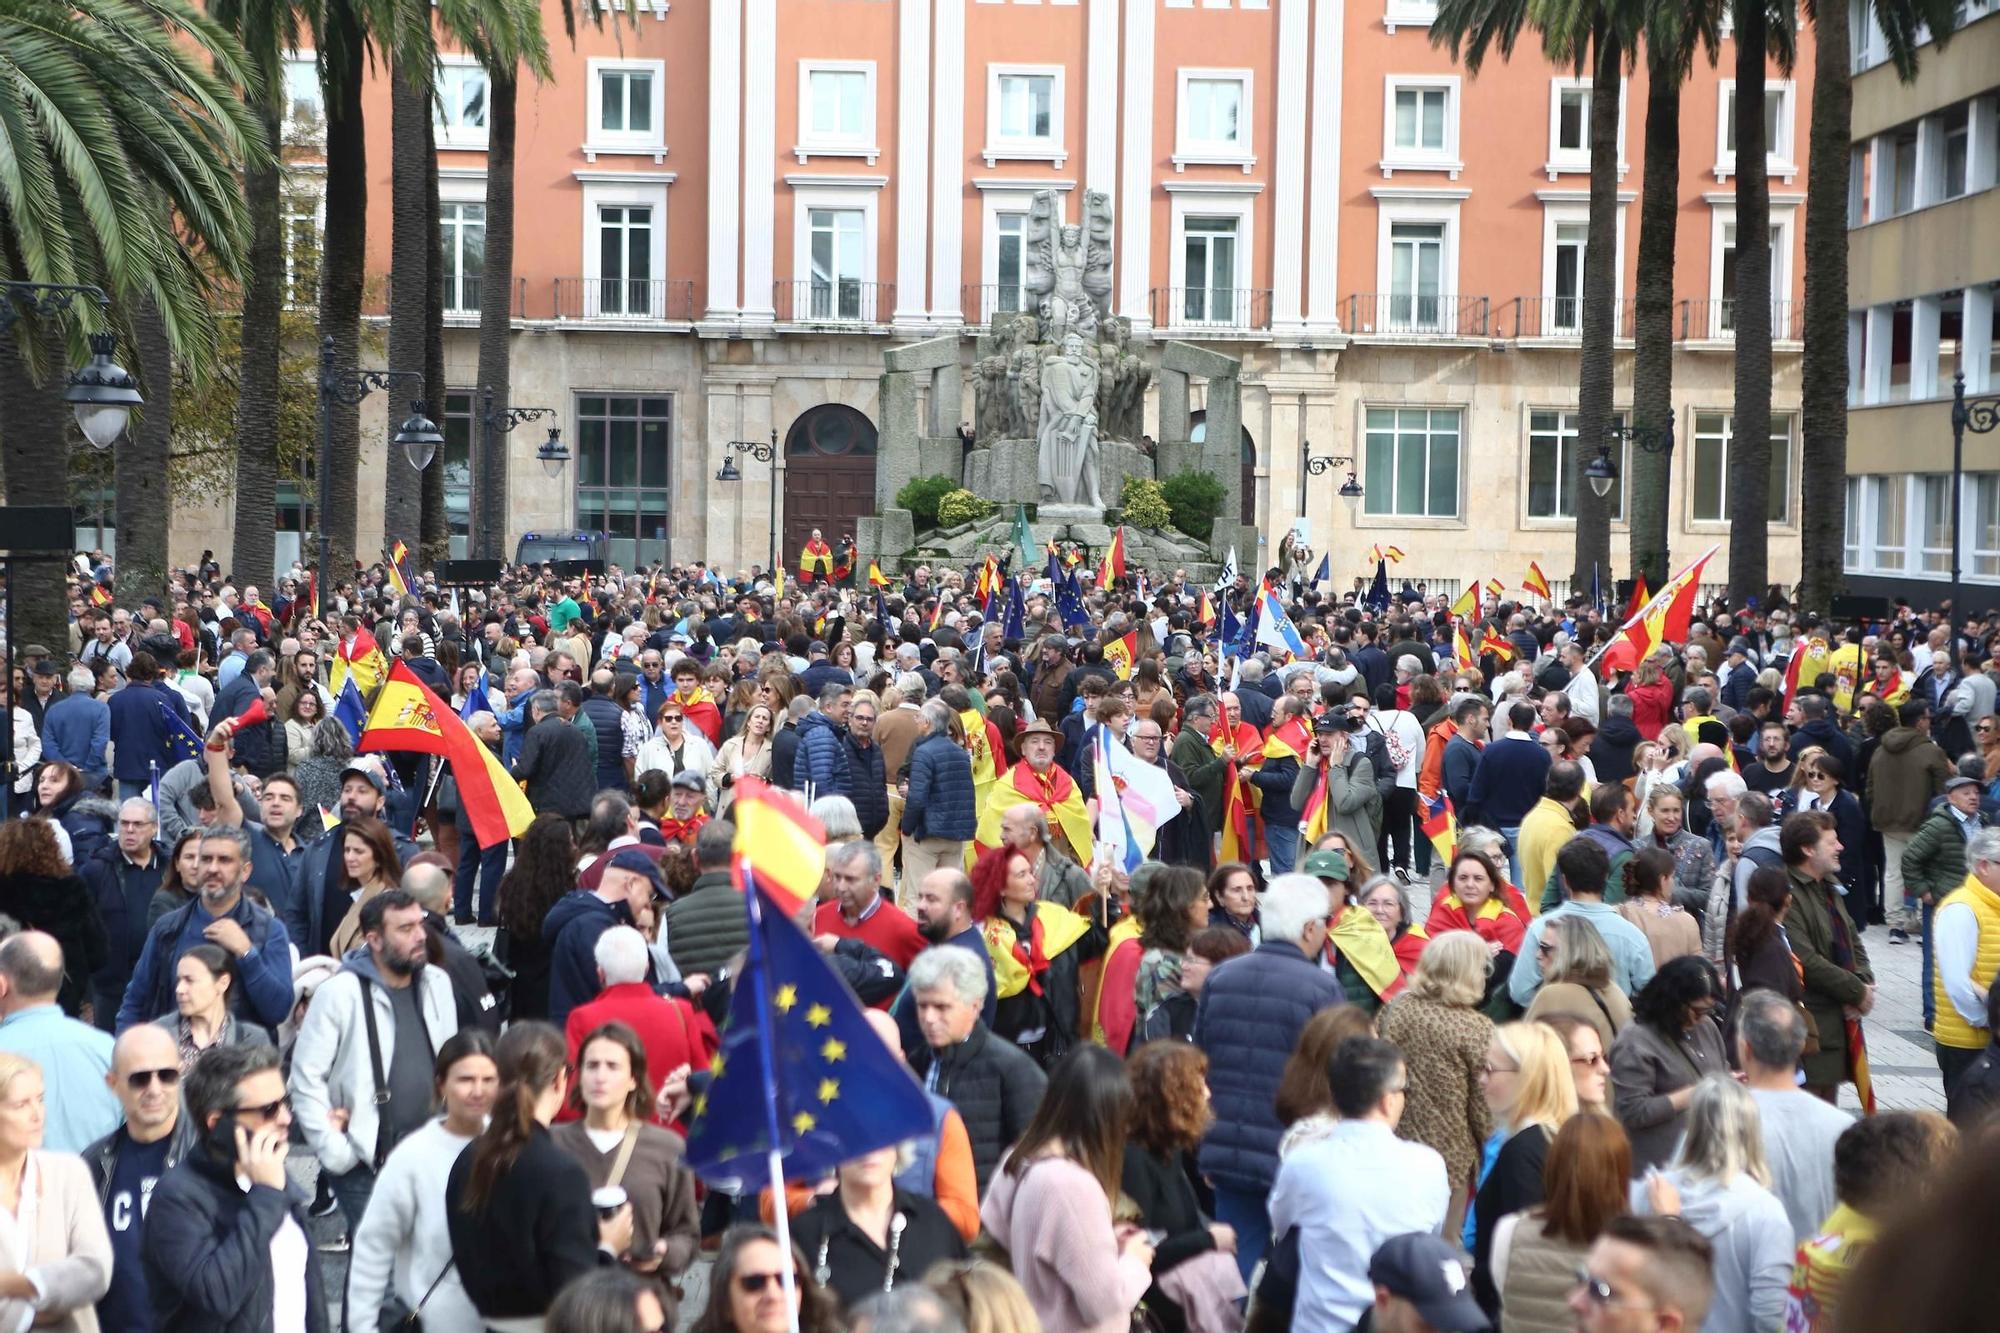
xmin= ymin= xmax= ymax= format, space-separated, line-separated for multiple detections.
xmin=1932 ymin=873 xmax=2000 ymax=1051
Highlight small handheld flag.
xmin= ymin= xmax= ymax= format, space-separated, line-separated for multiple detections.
xmin=1255 ymin=586 xmax=1308 ymax=659
xmin=158 ymin=701 xmax=204 ymax=768
xmin=1523 ymin=561 xmax=1552 ymax=600
xmin=1099 ymin=527 xmax=1127 ymax=591
xmin=334 ymin=677 xmax=369 ymax=745
xmin=867 ymin=561 xmax=891 ymax=589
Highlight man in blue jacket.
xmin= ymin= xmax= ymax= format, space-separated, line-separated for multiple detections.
xmin=900 ymin=701 xmax=979 ymax=887
xmin=105 ymin=653 xmax=193 ymax=803
xmin=40 ymin=666 xmax=110 ymax=791
xmin=543 ymin=848 xmax=666 ymax=1030
xmin=791 ymin=682 xmax=855 ymax=800
xmin=211 ymin=650 xmax=283 ymax=779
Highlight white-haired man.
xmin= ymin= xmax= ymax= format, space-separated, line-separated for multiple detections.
xmin=906 ymin=946 xmax=1046 ymax=1193
xmin=562 ymin=925 xmax=712 ymax=1104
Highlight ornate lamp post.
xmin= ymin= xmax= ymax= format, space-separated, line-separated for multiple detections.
xmin=716 ymin=431 xmax=780 ymax=574
xmin=1299 ymin=441 xmax=1364 ymax=521
xmin=314 ymin=334 xmax=436 ymax=591
xmin=1950 ymin=373 xmax=2000 ymax=632
xmin=1585 ymin=421 xmax=1675 ymax=499
xmin=478 ymin=389 xmax=560 ymax=549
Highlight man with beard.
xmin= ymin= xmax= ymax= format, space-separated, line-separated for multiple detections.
xmin=903 ymin=868 xmax=995 ymax=1028
xmin=975 ymin=719 xmax=1093 ymax=866
xmin=272 ymin=752 xmax=420 ymax=957
xmin=288 ymin=889 xmax=459 ymax=1229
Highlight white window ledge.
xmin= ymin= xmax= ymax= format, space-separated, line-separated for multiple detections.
xmin=1172 ymin=152 xmax=1257 ymax=174
xmin=1543 ymin=160 xmax=1630 ymax=182
xmin=784 ymin=173 xmax=890 ymax=189
xmin=793 ymin=144 xmax=881 ymax=167
xmin=980 ymin=145 xmax=1068 ymax=169
xmin=1380 ymin=157 xmax=1465 ymax=181
xmin=1715 ymin=158 xmax=1800 ymax=185
xmin=1383 ymin=12 xmax=1436 ymax=34
xmin=581 ymin=143 xmax=668 ymax=166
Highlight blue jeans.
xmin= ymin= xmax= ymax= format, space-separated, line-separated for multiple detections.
xmin=1921 ymin=897 xmax=1936 ymax=1029
xmin=1499 ymin=826 xmax=1524 ymax=890
xmin=1213 ymin=1184 xmax=1272 ymax=1285
xmin=117 ymin=779 xmax=152 ymax=805
xmin=327 ymin=1164 xmax=375 ymax=1231
xmin=1265 ymin=821 xmax=1300 ymax=876
xmin=456 ymin=835 xmax=508 ymax=926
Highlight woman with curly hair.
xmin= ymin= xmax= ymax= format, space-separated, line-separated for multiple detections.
xmin=27 ymin=760 xmax=114 ymax=868
xmin=1122 ymin=1041 xmax=1241 ymax=1333
xmin=1609 ymin=955 xmax=1729 ymax=1172
xmin=0 ymin=818 xmax=107 ymax=1016
xmin=496 ymin=815 xmax=579 ymax=1022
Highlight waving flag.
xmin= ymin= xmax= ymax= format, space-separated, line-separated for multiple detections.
xmin=866 ymin=561 xmax=891 ymax=589
xmin=1214 ymin=545 xmax=1239 ymax=591
xmin=1366 ymin=560 xmax=1391 ymax=614
xmin=926 ymin=598 xmax=944 ymax=633
xmin=729 ymin=777 xmax=827 ymax=918
xmin=1196 ymin=589 xmax=1216 ymax=628
xmin=331 ymin=626 xmax=387 ymax=699
xmin=1090 ymin=723 xmax=1178 ymax=873
xmin=1255 ymin=586 xmax=1308 ymax=659
xmin=1217 ymin=598 xmax=1240 ymax=650
xmin=1420 ymin=792 xmax=1458 ymax=862
xmin=1311 ymin=554 xmax=1331 ymax=587
xmin=1103 ymin=631 xmax=1140 ymax=680
xmin=333 ymin=677 xmax=369 ymax=745
xmin=1012 ymin=504 xmax=1037 ymax=570
xmin=1452 ymin=620 xmax=1477 ymax=672
xmin=1485 ymin=577 xmax=1505 ymax=600
xmin=357 ymin=660 xmax=533 ymax=849
xmin=1621 ymin=574 xmax=1652 ymax=624
xmin=1447 ymin=581 xmax=1477 ymax=618
xmin=158 ymin=700 xmax=204 ymax=768
xmin=1523 ymin=561 xmax=1552 ymax=600
xmin=1478 ymin=627 xmax=1517 ymax=662
xmin=1099 ymin=527 xmax=1127 ymax=591
xmin=385 ymin=542 xmax=410 ymax=597
xmin=1384 ymin=546 xmax=1406 ymax=563
xmin=1002 ymin=575 xmax=1026 ymax=643
xmin=1055 ymin=574 xmax=1092 ymax=631
xmin=1588 ymin=545 xmax=1719 ymax=673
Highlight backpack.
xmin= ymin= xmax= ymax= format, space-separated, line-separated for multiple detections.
xmin=1360 ymin=725 xmax=1399 ymax=805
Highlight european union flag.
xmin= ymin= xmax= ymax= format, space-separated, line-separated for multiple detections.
xmin=158 ymin=700 xmax=203 ymax=768
xmin=1002 ymin=574 xmax=1026 ymax=642
xmin=1312 ymin=553 xmax=1330 ymax=585
xmin=1366 ymin=559 xmax=1392 ymax=614
xmin=334 ymin=676 xmax=368 ymax=746
xmin=684 ymin=881 xmax=933 ymax=1193
xmin=1218 ymin=600 xmax=1240 ymax=650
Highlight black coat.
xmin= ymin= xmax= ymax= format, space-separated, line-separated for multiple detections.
xmin=513 ymin=717 xmax=597 ymax=819
xmin=446 ymin=1124 xmax=603 ymax=1319
xmin=907 ymin=1022 xmax=1047 ymax=1193
xmin=141 ymin=1143 xmax=331 ymax=1333
xmin=787 ymin=1189 xmax=967 ymax=1315
xmin=79 ymin=840 xmax=167 ymax=1016
xmin=1121 ymin=1143 xmax=1216 ymax=1333
xmin=842 ymin=733 xmax=890 ymax=838
xmin=213 ymin=673 xmax=284 ymax=778
xmin=0 ymin=870 xmax=108 ymax=1016
xmin=424 ymin=912 xmax=497 ymax=1031
xmin=1471 ymin=1123 xmax=1552 ymax=1318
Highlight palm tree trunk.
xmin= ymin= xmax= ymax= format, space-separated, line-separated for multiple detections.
xmin=0 ymin=328 xmax=74 ymax=664
xmin=1571 ymin=24 xmax=1620 ymax=599
xmin=421 ymin=117 xmax=450 ymax=565
xmin=1630 ymin=50 xmax=1683 ymax=592
xmin=1727 ymin=0 xmax=1774 ymax=608
xmin=384 ymin=49 xmax=430 ymax=555
xmin=116 ymin=295 xmax=173 ymax=602
xmin=317 ymin=0 xmax=368 ymax=582
xmin=1798 ymin=0 xmax=1851 ymax=614
xmin=473 ymin=67 xmax=517 ymax=561
xmin=231 ymin=104 xmax=284 ymax=589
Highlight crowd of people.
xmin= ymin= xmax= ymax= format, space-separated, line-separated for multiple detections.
xmin=0 ymin=543 xmax=1998 ymax=1332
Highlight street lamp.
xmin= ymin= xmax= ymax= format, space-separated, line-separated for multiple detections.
xmin=717 ymin=430 xmax=780 ymax=573
xmin=1299 ymin=441 xmax=1364 ymax=519
xmin=536 ymin=427 xmax=570 ymax=479
xmin=314 ymin=334 xmax=431 ymax=595
xmin=476 ymin=387 xmax=558 ymax=548
xmin=1949 ymin=372 xmax=2000 ymax=632
xmin=1586 ymin=421 xmax=1676 ymax=498
xmin=0 ymin=284 xmax=142 ymax=449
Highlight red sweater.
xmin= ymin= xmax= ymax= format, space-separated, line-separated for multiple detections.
xmin=811 ymin=898 xmax=926 ymax=970
xmin=560 ymin=982 xmax=719 ymax=1128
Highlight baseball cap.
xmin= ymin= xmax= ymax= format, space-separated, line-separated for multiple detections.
xmin=1368 ymin=1233 xmax=1489 ymax=1331
xmin=670 ymin=770 xmax=705 ymax=792
xmin=1302 ymin=848 xmax=1351 ymax=881
xmin=606 ymin=848 xmax=669 ymax=899
xmin=338 ymin=760 xmax=387 ymax=795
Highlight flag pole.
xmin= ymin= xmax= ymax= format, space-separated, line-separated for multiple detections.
xmin=736 ymin=860 xmax=802 ymax=1333
xmin=148 ymin=760 xmax=159 ymax=812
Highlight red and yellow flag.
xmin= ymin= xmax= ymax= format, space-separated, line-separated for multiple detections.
xmin=1484 ymin=578 xmax=1504 ymax=600
xmin=1196 ymin=590 xmax=1216 ymax=627
xmin=1099 ymin=527 xmax=1127 ymax=591
xmin=1452 ymin=620 xmax=1477 ymax=671
xmin=385 ymin=542 xmax=410 ymax=597
xmin=1103 ymin=630 xmax=1140 ymax=680
xmin=798 ymin=537 xmax=834 ymax=583
xmin=1523 ymin=561 xmax=1552 ymax=600
xmin=1447 ymin=581 xmax=1477 ymax=618
xmin=1606 ymin=545 xmax=1718 ymax=665
xmin=867 ymin=560 xmax=891 ymax=588
xmin=357 ymin=660 xmax=534 ymax=849
xmin=88 ymin=584 xmax=112 ymax=607
xmin=330 ymin=626 xmax=387 ymax=699
xmin=1478 ymin=627 xmax=1516 ymax=662
xmin=730 ymin=777 xmax=827 ymax=918
xmin=1621 ymin=574 xmax=1652 ymax=625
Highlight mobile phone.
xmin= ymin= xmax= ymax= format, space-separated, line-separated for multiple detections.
xmin=205 ymin=1112 xmax=245 ymax=1166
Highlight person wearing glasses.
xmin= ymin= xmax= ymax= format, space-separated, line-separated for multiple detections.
xmin=142 ymin=1041 xmax=330 ymax=1331
xmin=86 ymin=1025 xmax=198 ymax=1333
xmin=688 ymin=1223 xmax=843 ymax=1333
xmin=1567 ymin=1214 xmax=1714 ymax=1333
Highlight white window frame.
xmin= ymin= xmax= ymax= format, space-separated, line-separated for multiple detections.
xmin=787 ymin=181 xmax=883 ymax=322
xmin=1174 ymin=69 xmax=1255 ymax=173
xmin=1522 ymin=406 xmax=1629 ymax=525
xmin=1383 ymin=0 xmax=1439 ymax=34
xmin=1686 ymin=410 xmax=1796 ymax=528
xmin=1844 ymin=476 xmax=1863 ymax=573
xmin=1380 ymin=75 xmax=1462 ymax=179
xmin=1715 ymin=79 xmax=1798 ymax=185
xmin=1706 ymin=197 xmax=1798 ymax=341
xmin=977 ymin=182 xmax=1073 ymax=323
xmin=584 ymin=58 xmax=667 ymax=164
xmin=280 ymin=52 xmax=323 ymax=142
xmin=1866 ymin=473 xmax=1910 ymax=572
xmin=1536 ymin=193 xmax=1629 ymax=337
xmin=579 ymin=177 xmax=671 ymax=320
xmin=1973 ymin=473 xmax=2000 ymax=580
xmin=983 ymin=65 xmax=1067 ymax=168
xmin=1369 ymin=190 xmax=1465 ymax=333
xmin=438 ymin=171 xmax=488 ymax=318
xmin=1359 ymin=403 xmax=1465 ymax=522
xmin=1544 ymin=77 xmax=1628 ymax=181
xmin=433 ymin=56 xmax=490 ymax=151
xmin=1918 ymin=473 xmax=1954 ymax=573
xmin=1166 ymin=188 xmax=1258 ymax=330
xmin=281 ymin=184 xmax=325 ymax=313
xmin=795 ymin=61 xmax=879 ymax=165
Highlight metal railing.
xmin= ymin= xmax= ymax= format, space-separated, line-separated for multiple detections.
xmin=550 ymin=278 xmax=697 ymax=322
xmin=1678 ymin=298 xmax=1803 ymax=342
xmin=1344 ymin=293 xmax=1492 ymax=339
xmin=773 ymin=279 xmax=894 ymax=326
xmin=959 ymin=284 xmax=1037 ymax=326
xmin=1149 ymin=287 xmax=1274 ymax=332
xmin=1504 ymin=295 xmax=1638 ymax=341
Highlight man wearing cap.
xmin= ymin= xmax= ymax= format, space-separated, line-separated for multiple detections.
xmin=658 ymin=771 xmax=710 ymax=846
xmin=1719 ymin=637 xmax=1758 ymax=711
xmin=268 ymin=751 xmax=420 ymax=958
xmin=21 ymin=658 xmax=63 ymax=736
xmin=976 ymin=718 xmax=1093 ymax=867
xmin=1904 ymin=773 xmax=1990 ymax=1035
xmin=1359 ymin=1233 xmax=1490 ymax=1333
xmin=544 ymin=847 xmax=672 ymax=1029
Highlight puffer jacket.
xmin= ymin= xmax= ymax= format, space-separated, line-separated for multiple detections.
xmin=663 ymin=871 xmax=751 ymax=979
xmin=1865 ymin=727 xmax=1951 ymax=833
xmin=842 ymin=733 xmax=890 ymax=837
xmin=1902 ymin=804 xmax=1984 ymax=900
xmin=903 ymin=732 xmax=978 ymax=841
xmin=49 ymin=793 xmax=118 ymax=871
xmin=790 ymin=711 xmax=853 ymax=798
xmin=908 ymin=1022 xmax=1048 ymax=1192
xmin=578 ymin=692 xmax=629 ymax=792
xmin=1193 ymin=941 xmax=1346 ymax=1194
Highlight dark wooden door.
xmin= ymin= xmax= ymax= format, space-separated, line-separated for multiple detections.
xmin=782 ymin=405 xmax=878 ymax=568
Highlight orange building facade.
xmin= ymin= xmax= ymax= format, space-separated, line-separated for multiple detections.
xmin=175 ymin=0 xmax=1810 ymax=593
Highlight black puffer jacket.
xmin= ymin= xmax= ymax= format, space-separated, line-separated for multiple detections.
xmin=142 ymin=1138 xmax=331 ymax=1332
xmin=0 ymin=870 xmax=109 ymax=1015
xmin=908 ymin=1022 xmax=1048 ymax=1193
xmin=842 ymin=733 xmax=889 ymax=837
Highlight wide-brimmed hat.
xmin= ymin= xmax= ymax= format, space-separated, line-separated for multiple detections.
xmin=1017 ymin=719 xmax=1060 ymax=740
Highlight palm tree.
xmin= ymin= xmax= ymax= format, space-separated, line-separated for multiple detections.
xmin=382 ymin=20 xmax=435 ymax=555
xmin=1795 ymin=0 xmax=1961 ymax=612
xmin=312 ymin=0 xmax=370 ymax=580
xmin=1434 ymin=0 xmax=1625 ymax=598
xmin=0 ymin=0 xmax=260 ymax=649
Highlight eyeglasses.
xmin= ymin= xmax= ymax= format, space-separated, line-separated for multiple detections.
xmin=659 ymin=714 xmax=684 ymax=724
xmin=1569 ymin=1051 xmax=1606 ymax=1070
xmin=233 ymin=1095 xmax=290 ymax=1121
xmin=1572 ymin=1266 xmax=1652 ymax=1311
xmin=734 ymin=1271 xmax=800 ymax=1295
xmin=126 ymin=1067 xmax=180 ymax=1090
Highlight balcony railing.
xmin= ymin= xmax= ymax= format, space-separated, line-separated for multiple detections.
xmin=1149 ymin=287 xmax=1273 ymax=333
xmin=1344 ymin=293 xmax=1493 ymax=339
xmin=1678 ymin=298 xmax=1803 ymax=342
xmin=1503 ymin=295 xmax=1637 ymax=341
xmin=960 ymin=284 xmax=1036 ymax=327
xmin=550 ymin=278 xmax=697 ymax=322
xmin=773 ymin=279 xmax=894 ymax=326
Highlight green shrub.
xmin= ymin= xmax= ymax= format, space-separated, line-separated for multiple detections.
xmin=937 ymin=489 xmax=996 ymax=528
xmin=1160 ymin=470 xmax=1227 ymax=541
xmin=896 ymin=474 xmax=961 ymax=530
xmin=1119 ymin=476 xmax=1174 ymax=531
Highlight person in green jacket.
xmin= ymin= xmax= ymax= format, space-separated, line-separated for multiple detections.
xmin=1167 ymin=694 xmax=1231 ymax=842
xmin=1899 ymin=775 xmax=1989 ymax=1031
xmin=1782 ymin=809 xmax=1875 ymax=1100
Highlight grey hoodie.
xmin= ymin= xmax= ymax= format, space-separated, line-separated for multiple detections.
xmin=1632 ymin=1170 xmax=1792 ymax=1333
xmin=1733 ymin=824 xmax=1787 ymax=912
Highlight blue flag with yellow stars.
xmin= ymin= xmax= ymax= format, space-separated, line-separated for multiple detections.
xmin=158 ymin=699 xmax=204 ymax=768
xmin=683 ymin=883 xmax=934 ymax=1193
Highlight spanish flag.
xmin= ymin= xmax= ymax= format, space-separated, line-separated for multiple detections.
xmin=1485 ymin=578 xmax=1505 ymax=600
xmin=1453 ymin=620 xmax=1477 ymax=671
xmin=730 ymin=777 xmax=826 ymax=917
xmin=385 ymin=542 xmax=410 ymax=597
xmin=1384 ymin=546 xmax=1406 ymax=563
xmin=1419 ymin=791 xmax=1458 ymax=863
xmin=88 ymin=584 xmax=112 ymax=607
xmin=1196 ymin=590 xmax=1215 ymax=627
xmin=927 ymin=599 xmax=944 ymax=633
xmin=307 ymin=571 xmax=320 ymax=620
xmin=1447 ymin=581 xmax=1477 ymax=619
xmin=1603 ymin=544 xmax=1717 ymax=666
xmin=867 ymin=561 xmax=891 ymax=589
xmin=357 ymin=660 xmax=534 ymax=849
xmin=799 ymin=536 xmax=835 ymax=584
xmin=1098 ymin=527 xmax=1126 ymax=591
xmin=1478 ymin=627 xmax=1516 ymax=662
xmin=976 ymin=760 xmax=1095 ymax=869
xmin=1523 ymin=561 xmax=1552 ymax=600
xmin=1102 ymin=630 xmax=1140 ymax=681
xmin=1621 ymin=574 xmax=1652 ymax=624
xmin=330 ymin=626 xmax=388 ymax=700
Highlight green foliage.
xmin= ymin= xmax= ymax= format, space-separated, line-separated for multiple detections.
xmin=937 ymin=489 xmax=996 ymax=529
xmin=1160 ymin=470 xmax=1227 ymax=541
xmin=1119 ymin=477 xmax=1173 ymax=531
xmin=897 ymin=474 xmax=961 ymax=529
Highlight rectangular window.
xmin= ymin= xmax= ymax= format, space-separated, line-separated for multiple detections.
xmin=1690 ymin=411 xmax=1792 ymax=524
xmin=1364 ymin=406 xmax=1461 ymax=519
xmin=596 ymin=204 xmax=653 ymax=316
xmin=995 ymin=74 xmax=1055 ymax=143
xmin=1974 ymin=474 xmax=2000 ymax=579
xmin=434 ymin=64 xmax=489 ymax=147
xmin=440 ymin=202 xmax=485 ymax=315
xmin=282 ymin=58 xmax=322 ymax=136
xmin=441 ymin=391 xmax=474 ymax=558
xmin=574 ymin=394 xmax=673 ymax=571
xmin=1845 ymin=476 xmax=1863 ymax=572
xmin=1919 ymin=474 xmax=1953 ymax=573
xmin=598 ymin=68 xmax=653 ymax=136
xmin=808 ymin=207 xmax=866 ymax=320
xmin=1891 ymin=127 xmax=1919 ymax=214
xmin=1871 ymin=474 xmax=1907 ymax=570
xmin=1719 ymin=222 xmax=1785 ymax=334
xmin=1387 ymin=222 xmax=1445 ymax=330
xmin=1526 ymin=410 xmax=1625 ymax=521
xmin=806 ymin=68 xmax=871 ymax=143
xmin=1725 ymin=89 xmax=1784 ymax=155
xmin=1941 ymin=104 xmax=1971 ymax=201
xmin=1552 ymin=222 xmax=1587 ymax=334
xmin=1181 ymin=218 xmax=1239 ymax=324
xmin=1185 ymin=78 xmax=1244 ymax=149
xmin=283 ymin=196 xmax=319 ymax=309
xmin=995 ymin=212 xmax=1027 ymax=315
xmin=1392 ymin=86 xmax=1448 ymax=152
xmin=1556 ymin=87 xmax=1589 ymax=153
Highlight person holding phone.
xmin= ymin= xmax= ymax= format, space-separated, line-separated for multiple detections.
xmin=140 ymin=1042 xmax=329 ymax=1331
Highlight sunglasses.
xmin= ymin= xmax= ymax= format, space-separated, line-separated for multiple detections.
xmin=1570 ymin=1051 xmax=1606 ymax=1069
xmin=233 ymin=1095 xmax=290 ymax=1121
xmin=659 ymin=714 xmax=685 ymax=724
xmin=734 ymin=1271 xmax=800 ymax=1295
xmin=126 ymin=1067 xmax=180 ymax=1090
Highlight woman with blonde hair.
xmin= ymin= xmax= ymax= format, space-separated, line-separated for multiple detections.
xmin=1378 ymin=931 xmax=1496 ymax=1237
xmin=709 ymin=701 xmax=775 ymax=817
xmin=1468 ymin=1022 xmax=1578 ymax=1315
xmin=0 ymin=1051 xmax=111 ymax=1331
xmin=922 ymin=1259 xmax=1040 ymax=1333
xmin=1523 ymin=915 xmax=1632 ymax=1048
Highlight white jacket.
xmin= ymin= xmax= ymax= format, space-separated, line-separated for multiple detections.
xmin=346 ymin=1118 xmax=484 ymax=1333
xmin=287 ymin=951 xmax=459 ymax=1178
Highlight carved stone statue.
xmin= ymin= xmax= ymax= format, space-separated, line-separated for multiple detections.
xmin=1038 ymin=331 xmax=1103 ymax=508
xmin=1025 ymin=189 xmax=1114 ymax=346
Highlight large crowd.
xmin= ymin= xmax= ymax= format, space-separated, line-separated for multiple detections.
xmin=1 ymin=543 xmax=1999 ymax=1333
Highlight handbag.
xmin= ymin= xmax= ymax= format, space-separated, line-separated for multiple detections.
xmin=388 ymin=1258 xmax=457 ymax=1332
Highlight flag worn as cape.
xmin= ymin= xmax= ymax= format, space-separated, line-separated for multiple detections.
xmin=357 ymin=660 xmax=533 ymax=849
xmin=976 ymin=761 xmax=1095 ymax=868
xmin=1328 ymin=904 xmax=1403 ymax=1000
xmin=330 ymin=627 xmax=387 ymax=700
xmin=798 ymin=538 xmax=834 ymax=583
